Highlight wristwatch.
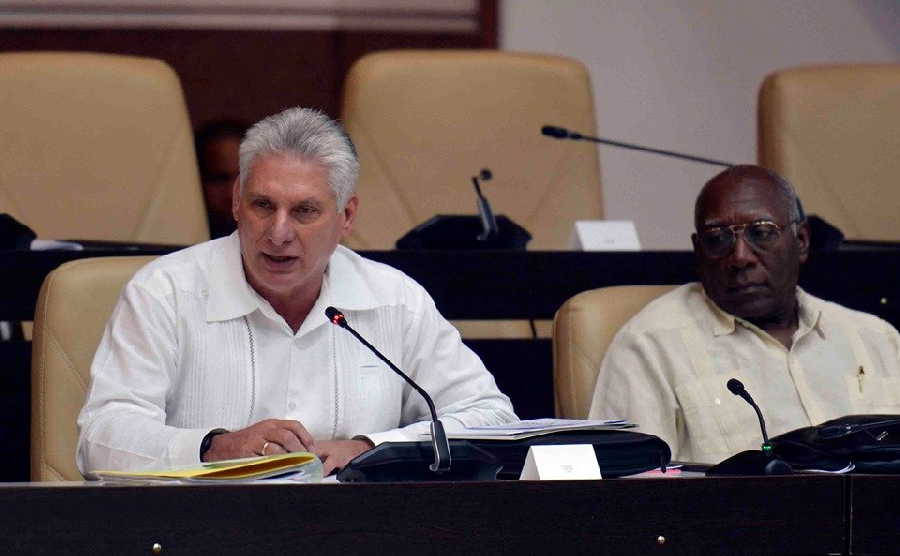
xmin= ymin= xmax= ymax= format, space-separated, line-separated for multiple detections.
xmin=199 ymin=428 xmax=229 ymax=461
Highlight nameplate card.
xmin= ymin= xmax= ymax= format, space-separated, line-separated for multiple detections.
xmin=519 ymin=444 xmax=602 ymax=481
xmin=570 ymin=220 xmax=641 ymax=251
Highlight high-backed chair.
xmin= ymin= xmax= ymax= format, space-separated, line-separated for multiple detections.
xmin=758 ymin=64 xmax=900 ymax=241
xmin=31 ymin=256 xmax=154 ymax=481
xmin=552 ymin=285 xmax=675 ymax=419
xmin=0 ymin=52 xmax=208 ymax=245
xmin=341 ymin=50 xmax=603 ymax=251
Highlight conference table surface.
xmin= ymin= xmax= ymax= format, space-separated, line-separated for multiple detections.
xmin=1 ymin=473 xmax=882 ymax=555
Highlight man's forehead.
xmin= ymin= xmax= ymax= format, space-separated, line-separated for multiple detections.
xmin=697 ymin=176 xmax=789 ymax=225
xmin=243 ymin=153 xmax=336 ymax=200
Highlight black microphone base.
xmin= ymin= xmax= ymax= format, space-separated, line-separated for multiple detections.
xmin=395 ymin=215 xmax=531 ymax=250
xmin=337 ymin=440 xmax=502 ymax=483
xmin=706 ymin=450 xmax=794 ymax=476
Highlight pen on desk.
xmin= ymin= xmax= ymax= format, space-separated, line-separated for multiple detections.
xmin=857 ymin=365 xmax=865 ymax=393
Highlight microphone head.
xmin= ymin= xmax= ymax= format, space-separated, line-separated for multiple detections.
xmin=540 ymin=125 xmax=569 ymax=139
xmin=325 ymin=306 xmax=346 ymax=327
xmin=726 ymin=378 xmax=746 ymax=396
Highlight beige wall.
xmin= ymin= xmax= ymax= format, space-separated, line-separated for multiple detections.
xmin=500 ymin=0 xmax=900 ymax=249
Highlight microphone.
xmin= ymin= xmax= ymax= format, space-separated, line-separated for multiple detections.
xmin=541 ymin=125 xmax=734 ymax=167
xmin=540 ymin=125 xmax=572 ymax=139
xmin=471 ymin=168 xmax=498 ymax=240
xmin=706 ymin=377 xmax=792 ymax=476
xmin=393 ymin=167 xmax=531 ymax=250
xmin=726 ymin=378 xmax=771 ymax=451
xmin=325 ymin=306 xmax=452 ymax=473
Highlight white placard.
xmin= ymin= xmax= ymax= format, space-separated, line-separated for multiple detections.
xmin=570 ymin=220 xmax=641 ymax=251
xmin=518 ymin=444 xmax=602 ymax=481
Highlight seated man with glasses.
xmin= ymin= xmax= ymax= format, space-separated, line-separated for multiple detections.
xmin=588 ymin=164 xmax=900 ymax=464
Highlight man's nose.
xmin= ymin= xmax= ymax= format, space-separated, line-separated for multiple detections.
xmin=728 ymin=233 xmax=757 ymax=268
xmin=267 ymin=211 xmax=294 ymax=245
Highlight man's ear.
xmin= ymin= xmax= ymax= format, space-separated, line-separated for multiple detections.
xmin=796 ymin=220 xmax=811 ymax=263
xmin=231 ymin=178 xmax=241 ymax=223
xmin=340 ymin=195 xmax=359 ymax=238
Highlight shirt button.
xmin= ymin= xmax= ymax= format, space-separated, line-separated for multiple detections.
xmin=288 ymin=402 xmax=297 ymax=410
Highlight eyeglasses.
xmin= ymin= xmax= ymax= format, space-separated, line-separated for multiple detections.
xmin=697 ymin=220 xmax=792 ymax=258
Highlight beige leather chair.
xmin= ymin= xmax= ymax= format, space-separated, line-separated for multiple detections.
xmin=0 ymin=52 xmax=208 ymax=245
xmin=758 ymin=64 xmax=900 ymax=241
xmin=341 ymin=50 xmax=603 ymax=251
xmin=31 ymin=256 xmax=155 ymax=481
xmin=552 ymin=285 xmax=675 ymax=419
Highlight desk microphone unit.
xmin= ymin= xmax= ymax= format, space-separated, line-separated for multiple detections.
xmin=707 ymin=378 xmax=793 ymax=476
xmin=394 ymin=168 xmax=531 ymax=250
xmin=326 ymin=307 xmax=502 ymax=482
xmin=540 ymin=125 xmax=734 ymax=167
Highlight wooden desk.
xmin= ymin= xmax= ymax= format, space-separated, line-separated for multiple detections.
xmin=0 ymin=476 xmax=849 ymax=555
xmin=849 ymin=475 xmax=900 ymax=554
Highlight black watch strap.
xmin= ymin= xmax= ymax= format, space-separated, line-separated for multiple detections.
xmin=199 ymin=428 xmax=229 ymax=461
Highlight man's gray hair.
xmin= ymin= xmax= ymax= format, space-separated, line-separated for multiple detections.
xmin=239 ymin=107 xmax=359 ymax=210
xmin=764 ymin=168 xmax=805 ymax=224
xmin=780 ymin=179 xmax=805 ymax=225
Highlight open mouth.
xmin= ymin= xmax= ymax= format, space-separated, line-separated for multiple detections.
xmin=262 ymin=253 xmax=298 ymax=268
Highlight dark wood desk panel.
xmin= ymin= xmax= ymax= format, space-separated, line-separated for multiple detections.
xmin=0 ymin=24 xmax=490 ymax=130
xmin=4 ymin=249 xmax=899 ymax=324
xmin=849 ymin=475 xmax=900 ymax=555
xmin=0 ymin=476 xmax=847 ymax=555
xmin=2 ymin=247 xmax=179 ymax=321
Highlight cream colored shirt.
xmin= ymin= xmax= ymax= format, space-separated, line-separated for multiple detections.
xmin=588 ymin=283 xmax=900 ymax=464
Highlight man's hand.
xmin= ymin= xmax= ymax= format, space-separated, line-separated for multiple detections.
xmin=313 ymin=438 xmax=374 ymax=476
xmin=203 ymin=419 xmax=315 ymax=462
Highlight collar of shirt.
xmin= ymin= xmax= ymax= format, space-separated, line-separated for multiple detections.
xmin=204 ymin=232 xmax=387 ymax=327
xmin=702 ymin=285 xmax=824 ymax=341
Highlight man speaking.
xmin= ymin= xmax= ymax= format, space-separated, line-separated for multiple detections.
xmin=77 ymin=108 xmax=516 ymax=476
xmin=589 ymin=165 xmax=900 ymax=464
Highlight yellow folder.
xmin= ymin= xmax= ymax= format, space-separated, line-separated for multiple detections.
xmin=90 ymin=452 xmax=322 ymax=482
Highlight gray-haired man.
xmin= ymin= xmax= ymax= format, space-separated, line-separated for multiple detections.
xmin=77 ymin=108 xmax=516 ymax=476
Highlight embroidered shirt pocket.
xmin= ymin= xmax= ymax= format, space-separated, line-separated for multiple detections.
xmin=357 ymin=359 xmax=388 ymax=401
xmin=675 ymin=374 xmax=760 ymax=459
xmin=845 ymin=373 xmax=900 ymax=413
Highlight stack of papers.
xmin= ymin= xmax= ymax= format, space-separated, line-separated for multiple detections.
xmin=89 ymin=452 xmax=323 ymax=484
xmin=424 ymin=418 xmax=635 ymax=441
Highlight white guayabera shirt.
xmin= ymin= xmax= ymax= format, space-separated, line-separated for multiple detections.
xmin=77 ymin=233 xmax=516 ymax=473
xmin=589 ymin=283 xmax=900 ymax=464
